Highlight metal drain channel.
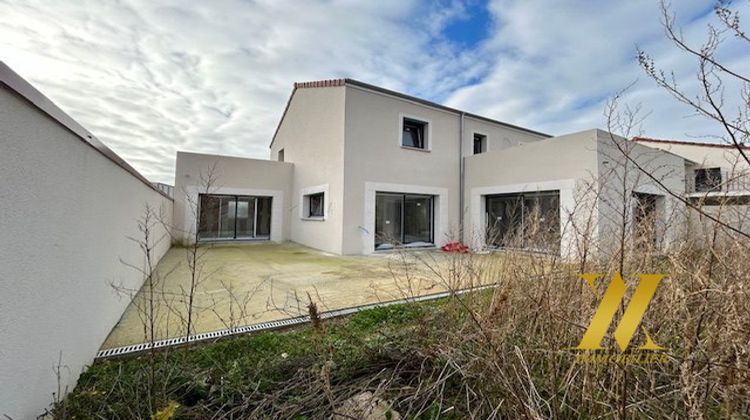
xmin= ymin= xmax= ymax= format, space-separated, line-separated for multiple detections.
xmin=96 ymin=282 xmax=500 ymax=359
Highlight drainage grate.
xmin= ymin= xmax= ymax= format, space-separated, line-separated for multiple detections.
xmin=95 ymin=282 xmax=501 ymax=359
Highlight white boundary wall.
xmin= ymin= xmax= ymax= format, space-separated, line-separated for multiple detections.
xmin=0 ymin=64 xmax=173 ymax=418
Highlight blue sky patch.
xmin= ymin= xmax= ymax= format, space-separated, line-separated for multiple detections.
xmin=442 ymin=2 xmax=492 ymax=48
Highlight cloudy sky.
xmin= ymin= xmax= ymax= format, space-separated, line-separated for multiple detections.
xmin=2 ymin=0 xmax=749 ymax=183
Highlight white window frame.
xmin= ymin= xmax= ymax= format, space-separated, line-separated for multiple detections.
xmin=398 ymin=113 xmax=432 ymax=152
xmin=300 ymin=184 xmax=329 ymax=221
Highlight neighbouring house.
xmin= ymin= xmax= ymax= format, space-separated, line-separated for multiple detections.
xmin=173 ymin=79 xmax=695 ymax=259
xmin=634 ymin=137 xmax=750 ymax=195
xmin=634 ymin=137 xmax=750 ymax=235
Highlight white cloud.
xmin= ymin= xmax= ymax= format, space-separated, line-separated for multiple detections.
xmin=446 ymin=0 xmax=750 ymax=141
xmin=0 ymin=0 xmax=482 ymax=182
xmin=1 ymin=0 xmax=748 ymax=183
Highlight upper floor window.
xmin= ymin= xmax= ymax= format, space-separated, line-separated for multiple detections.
xmin=402 ymin=117 xmax=428 ymax=149
xmin=277 ymin=148 xmax=285 ymax=162
xmin=695 ymin=167 xmax=722 ymax=192
xmin=473 ymin=133 xmax=487 ymax=154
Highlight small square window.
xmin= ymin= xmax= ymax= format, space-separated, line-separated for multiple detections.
xmin=473 ymin=133 xmax=487 ymax=154
xmin=402 ymin=118 xmax=427 ymax=149
xmin=695 ymin=167 xmax=722 ymax=192
xmin=307 ymin=192 xmax=324 ymax=218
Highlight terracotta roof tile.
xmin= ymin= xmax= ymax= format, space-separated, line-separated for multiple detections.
xmin=294 ymin=79 xmax=346 ymax=89
xmin=633 ymin=137 xmax=750 ymax=149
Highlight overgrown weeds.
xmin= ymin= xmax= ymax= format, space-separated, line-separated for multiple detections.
xmin=55 ymin=234 xmax=750 ymax=418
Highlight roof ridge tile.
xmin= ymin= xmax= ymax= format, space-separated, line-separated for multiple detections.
xmin=633 ymin=137 xmax=749 ymax=149
xmin=294 ymin=79 xmax=346 ymax=89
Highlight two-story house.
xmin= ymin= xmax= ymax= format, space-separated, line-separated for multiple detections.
xmin=173 ymin=79 xmax=691 ymax=258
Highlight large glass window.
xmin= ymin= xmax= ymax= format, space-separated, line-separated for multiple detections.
xmin=235 ymin=197 xmax=254 ymax=239
xmin=403 ymin=195 xmax=432 ymax=244
xmin=218 ymin=196 xmax=236 ymax=238
xmin=256 ymin=197 xmax=272 ymax=237
xmin=199 ymin=195 xmax=221 ymax=237
xmin=632 ymin=192 xmax=658 ymax=248
xmin=375 ymin=193 xmax=434 ymax=249
xmin=486 ymin=190 xmax=560 ymax=253
xmin=198 ymin=194 xmax=272 ymax=240
xmin=485 ymin=195 xmax=523 ymax=247
xmin=375 ymin=194 xmax=402 ymax=246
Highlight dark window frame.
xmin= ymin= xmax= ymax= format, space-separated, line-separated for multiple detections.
xmin=485 ymin=190 xmax=561 ymax=253
xmin=401 ymin=117 xmax=427 ymax=149
xmin=307 ymin=192 xmax=325 ymax=218
xmin=632 ymin=192 xmax=659 ymax=247
xmin=375 ymin=192 xmax=435 ymax=248
xmin=694 ymin=167 xmax=722 ymax=192
xmin=473 ymin=133 xmax=487 ymax=154
xmin=197 ymin=194 xmax=272 ymax=240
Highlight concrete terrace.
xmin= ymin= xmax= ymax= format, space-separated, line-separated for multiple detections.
xmin=102 ymin=242 xmax=504 ymax=349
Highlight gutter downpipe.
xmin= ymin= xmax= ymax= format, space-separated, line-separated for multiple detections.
xmin=459 ymin=112 xmax=465 ymax=243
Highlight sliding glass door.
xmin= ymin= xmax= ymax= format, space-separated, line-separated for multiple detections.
xmin=255 ymin=197 xmax=272 ymax=237
xmin=632 ymin=192 xmax=658 ymax=248
xmin=198 ymin=194 xmax=272 ymax=240
xmin=375 ymin=194 xmax=402 ymax=246
xmin=375 ymin=193 xmax=434 ymax=249
xmin=486 ymin=195 xmax=523 ymax=248
xmin=235 ymin=197 xmax=254 ymax=239
xmin=486 ymin=190 xmax=560 ymax=252
xmin=218 ymin=196 xmax=236 ymax=238
xmin=403 ymin=195 xmax=432 ymax=244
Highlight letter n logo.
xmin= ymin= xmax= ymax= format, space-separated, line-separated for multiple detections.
xmin=576 ymin=273 xmax=666 ymax=352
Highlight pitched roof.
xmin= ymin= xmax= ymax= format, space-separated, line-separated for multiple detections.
xmin=270 ymin=78 xmax=551 ymax=148
xmin=633 ymin=136 xmax=750 ymax=149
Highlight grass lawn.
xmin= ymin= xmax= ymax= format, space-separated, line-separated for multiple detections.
xmin=56 ymin=299 xmax=456 ymax=419
xmin=53 ymin=255 xmax=750 ymax=419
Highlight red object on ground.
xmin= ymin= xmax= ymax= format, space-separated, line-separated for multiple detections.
xmin=441 ymin=242 xmax=470 ymax=253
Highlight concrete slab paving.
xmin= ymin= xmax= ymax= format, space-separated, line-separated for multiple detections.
xmin=101 ymin=242 xmax=503 ymax=349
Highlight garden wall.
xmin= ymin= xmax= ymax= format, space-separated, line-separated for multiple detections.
xmin=0 ymin=63 xmax=173 ymax=418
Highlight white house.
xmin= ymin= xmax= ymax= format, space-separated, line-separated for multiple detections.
xmin=3 ymin=63 xmax=748 ymax=418
xmin=174 ymin=79 xmax=694 ymax=259
xmin=634 ymin=137 xmax=750 ymax=235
